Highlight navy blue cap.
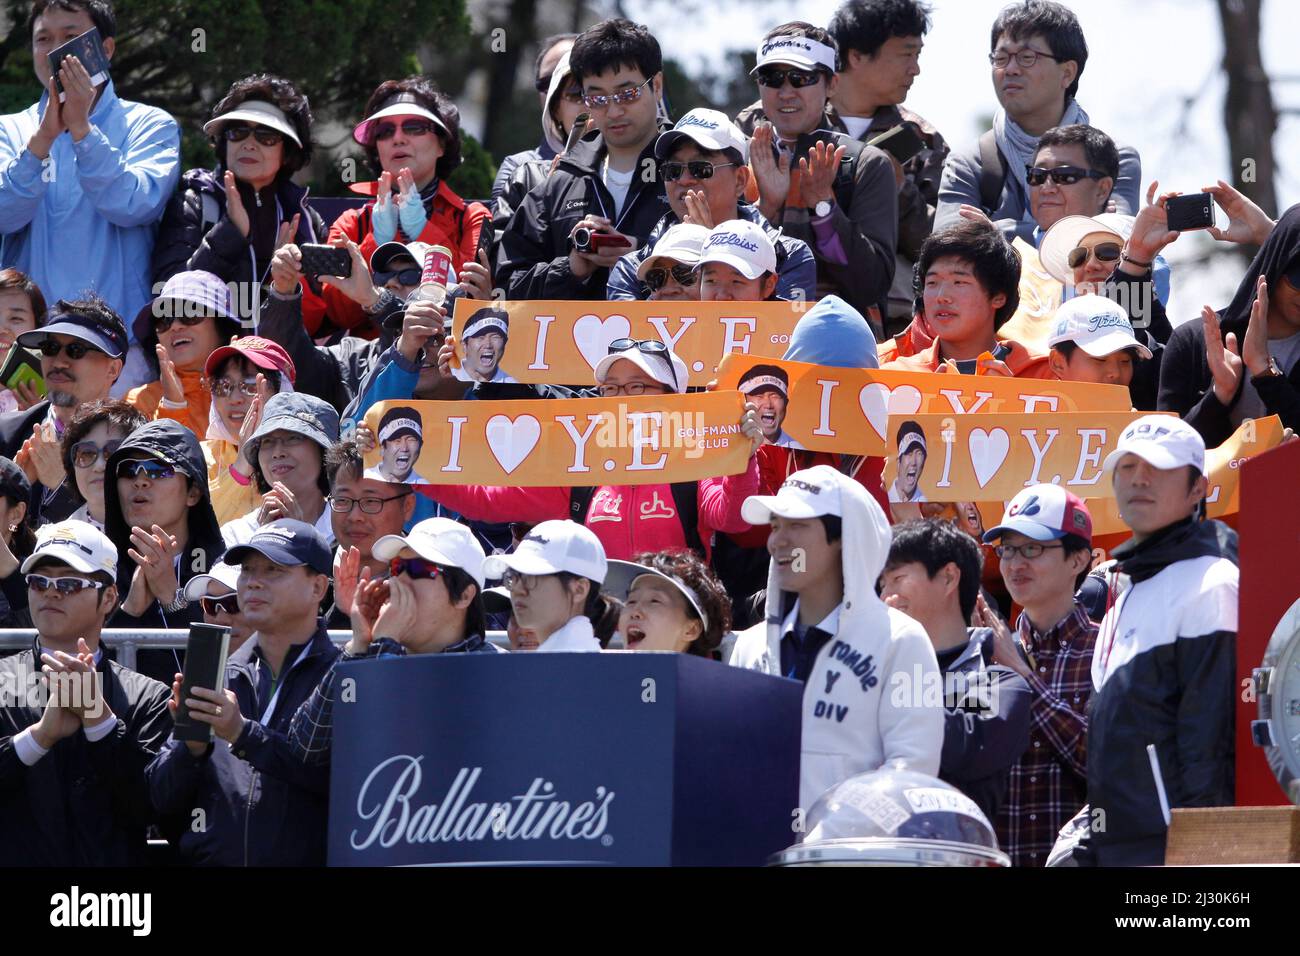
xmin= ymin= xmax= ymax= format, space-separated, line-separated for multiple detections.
xmin=225 ymin=518 xmax=333 ymax=575
xmin=18 ymin=311 xmax=128 ymax=359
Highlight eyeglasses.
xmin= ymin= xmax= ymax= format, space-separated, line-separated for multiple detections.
xmin=209 ymin=377 xmax=260 ymax=398
xmin=993 ymin=542 xmax=1065 ymax=560
xmin=660 ymin=160 xmax=738 ymax=183
xmin=153 ymin=311 xmax=210 ymax=335
xmin=581 ymin=77 xmax=653 ymax=111
xmin=502 ymin=569 xmax=549 ymax=592
xmin=258 ymin=433 xmax=308 ymax=452
xmin=116 ymin=458 xmax=177 ymax=481
xmin=26 ymin=573 xmax=104 ymax=595
xmin=389 ymin=557 xmax=445 ymax=581
xmin=200 ymin=592 xmax=240 ymax=616
xmin=755 ymin=67 xmax=825 ymax=89
xmin=989 ymin=48 xmax=1063 ymax=69
xmin=328 ymin=490 xmax=412 ymax=514
xmin=372 ymin=119 xmax=441 ymax=141
xmin=373 ymin=268 xmax=422 ymax=287
xmin=1025 ymin=165 xmax=1106 ymax=187
xmin=224 ymin=124 xmax=285 ymax=147
xmin=1067 ymin=242 xmax=1123 ymax=269
xmin=72 ymin=439 xmax=123 ymax=469
xmin=603 ymin=337 xmax=678 ymax=392
xmin=37 ymin=338 xmax=103 ymax=361
xmin=644 ymin=264 xmax=700 ymax=291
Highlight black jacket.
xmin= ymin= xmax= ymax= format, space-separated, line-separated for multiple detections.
xmin=1094 ymin=269 xmax=1170 ymax=411
xmin=936 ymin=628 xmax=1033 ymax=822
xmin=496 ymin=127 xmax=672 ymax=300
xmin=146 ymin=622 xmax=338 ymax=866
xmin=0 ymin=641 xmax=172 ymax=866
xmin=1086 ymin=518 xmax=1238 ymax=864
xmin=105 ymin=421 xmax=226 ymax=648
xmin=1158 ymin=204 xmax=1300 ymax=445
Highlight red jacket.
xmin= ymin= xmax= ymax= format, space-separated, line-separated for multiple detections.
xmin=305 ymin=180 xmax=490 ymax=337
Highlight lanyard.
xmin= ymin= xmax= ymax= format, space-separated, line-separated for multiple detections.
xmin=259 ymin=639 xmax=312 ymax=725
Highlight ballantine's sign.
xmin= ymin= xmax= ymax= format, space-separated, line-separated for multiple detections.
xmin=351 ymin=760 xmax=615 ymax=850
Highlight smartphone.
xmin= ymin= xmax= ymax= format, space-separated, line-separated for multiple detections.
xmin=867 ymin=122 xmax=926 ymax=165
xmin=0 ymin=345 xmax=46 ymax=399
xmin=299 ymin=243 xmax=352 ymax=279
xmin=1165 ymin=192 xmax=1215 ymax=232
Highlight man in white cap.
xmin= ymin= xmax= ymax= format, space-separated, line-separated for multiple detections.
xmin=1046 ymin=294 xmax=1158 ymax=408
xmin=1072 ymin=415 xmax=1237 ymax=866
xmin=730 ymin=465 xmax=943 ymax=812
xmin=742 ymin=22 xmax=899 ymax=324
xmin=697 ymin=220 xmax=781 ymax=302
xmin=606 ymin=107 xmax=815 ymax=302
xmin=0 ymin=519 xmax=172 ymax=865
xmin=183 ymin=559 xmax=252 ymax=653
xmin=627 ymin=222 xmax=706 ymax=302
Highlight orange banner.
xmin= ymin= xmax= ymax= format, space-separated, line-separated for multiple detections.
xmin=713 ymin=353 xmax=1133 ymax=455
xmin=448 ymin=298 xmax=805 ymax=387
xmin=360 ymin=393 xmax=751 ymax=487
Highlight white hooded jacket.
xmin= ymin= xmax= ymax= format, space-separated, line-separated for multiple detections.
xmin=730 ymin=465 xmax=944 ymax=812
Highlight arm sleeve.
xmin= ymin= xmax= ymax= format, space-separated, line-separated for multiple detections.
xmin=342 ymin=344 xmax=420 ymax=430
xmin=1172 ymin=568 xmax=1237 ymax=807
xmin=231 ymin=718 xmax=330 ymax=795
xmin=939 ymin=667 xmax=1033 ymax=781
xmin=257 ymin=288 xmax=349 ymax=411
xmin=415 ymin=481 xmax=570 ymax=525
xmin=71 ymin=112 xmax=181 ymax=227
xmin=0 ymin=122 xmax=49 ymax=231
xmin=696 ymin=455 xmax=760 ymax=534
xmin=821 ymin=147 xmax=898 ymax=309
xmin=773 ymin=236 xmax=818 ymax=304
xmin=85 ymin=680 xmax=174 ymax=828
xmin=1251 ymin=370 xmax=1300 ymax=433
xmin=879 ymin=625 xmax=945 ymax=775
xmin=1157 ymin=321 xmax=1239 ymax=448
xmin=933 ymin=146 xmax=981 ymax=233
xmin=145 ymin=738 xmax=210 ymax=815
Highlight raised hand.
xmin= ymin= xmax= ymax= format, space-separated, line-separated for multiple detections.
xmin=332 ymin=545 xmax=362 ymax=622
xmin=223 ymin=169 xmax=250 ymax=237
xmin=750 ymin=123 xmax=791 ymax=220
xmin=681 ymin=189 xmax=714 ymax=228
xmin=26 ymin=419 xmax=64 ymax=489
xmin=1202 ymin=305 xmax=1243 ymax=406
xmin=398 ymin=300 xmax=445 ymax=363
xmin=1205 ymin=179 xmax=1275 ymax=246
xmin=58 ymin=55 xmax=95 ymax=140
xmin=156 ymin=343 xmax=185 ymax=405
xmin=1241 ymin=274 xmax=1272 ymax=377
xmin=798 ymin=140 xmax=846 ymax=206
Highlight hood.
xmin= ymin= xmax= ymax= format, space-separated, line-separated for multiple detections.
xmin=763 ymin=464 xmax=893 ymax=638
xmin=1218 ymin=202 xmax=1300 ymax=332
xmin=783 ymin=295 xmax=881 ymax=369
xmin=542 ymin=50 xmax=576 ymax=156
xmin=556 ymin=120 xmax=672 ymax=179
xmin=1112 ymin=516 xmax=1238 ymax=584
xmin=104 ymin=420 xmax=223 ymax=570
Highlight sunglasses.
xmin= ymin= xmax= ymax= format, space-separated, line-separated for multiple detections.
xmin=72 ymin=439 xmax=123 ymax=469
xmin=372 ymin=119 xmax=440 ymax=141
xmin=389 ymin=557 xmax=444 ymax=581
xmin=209 ymin=377 xmax=260 ymax=398
xmin=755 ymin=67 xmax=824 ymax=89
xmin=1025 ymin=165 xmax=1107 ymax=187
xmin=153 ymin=311 xmax=210 ymax=335
xmin=373 ymin=267 xmax=422 ymax=287
xmin=660 ymin=160 xmax=737 ymax=183
xmin=581 ymin=77 xmax=652 ymax=110
xmin=644 ymin=264 xmax=700 ymax=291
xmin=1067 ymin=242 xmax=1123 ymax=269
xmin=223 ymin=124 xmax=285 ymax=147
xmin=329 ymin=490 xmax=412 ymax=514
xmin=26 ymin=573 xmax=104 ymax=595
xmin=37 ymin=338 xmax=103 ymax=361
xmin=201 ymin=592 xmax=240 ymax=616
xmin=116 ymin=458 xmax=177 ymax=481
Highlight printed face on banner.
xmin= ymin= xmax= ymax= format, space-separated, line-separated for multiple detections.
xmin=361 ymin=393 xmax=752 ymax=487
xmin=713 ymin=354 xmax=1133 ymax=456
xmin=736 ymin=363 xmax=801 ymax=449
xmin=450 ymin=299 xmax=804 ymax=387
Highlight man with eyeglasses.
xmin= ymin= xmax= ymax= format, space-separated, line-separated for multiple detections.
xmin=0 ymin=519 xmax=172 ymax=866
xmin=1 ymin=296 xmax=128 ymax=525
xmin=497 ymin=18 xmax=672 ymax=301
xmin=739 ymin=23 xmax=898 ymax=325
xmin=0 ymin=0 xmax=180 ymax=393
xmin=934 ymin=0 xmax=1140 ymax=243
xmin=606 ymin=108 xmax=814 ymax=302
xmin=146 ymin=518 xmax=339 ymax=866
xmin=628 ymin=223 xmax=707 ymax=302
xmin=973 ymin=485 xmax=1098 ymax=866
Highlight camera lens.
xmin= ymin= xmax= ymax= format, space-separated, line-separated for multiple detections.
xmin=572 ymin=227 xmax=593 ymax=253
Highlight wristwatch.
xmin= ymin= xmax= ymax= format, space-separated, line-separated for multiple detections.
xmin=1253 ymin=359 xmax=1284 ymax=381
xmin=813 ymin=199 xmax=834 ymax=219
xmin=162 ymin=588 xmax=189 ymax=614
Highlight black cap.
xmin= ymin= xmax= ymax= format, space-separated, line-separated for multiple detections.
xmin=225 ymin=518 xmax=333 ymax=575
xmin=0 ymin=455 xmax=31 ymax=503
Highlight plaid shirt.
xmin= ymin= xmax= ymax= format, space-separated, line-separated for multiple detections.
xmin=995 ymin=601 xmax=1097 ymax=867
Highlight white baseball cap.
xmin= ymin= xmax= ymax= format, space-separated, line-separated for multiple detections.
xmin=751 ymin=34 xmax=838 ymax=74
xmin=22 ymin=520 xmax=118 ymax=578
xmin=1102 ymin=414 xmax=1206 ymax=476
xmin=636 ymin=223 xmax=709 ymax=279
xmin=1048 ymin=294 xmax=1153 ymax=360
xmin=602 ymin=559 xmax=710 ymax=631
xmin=654 ymin=108 xmax=750 ymax=164
xmin=593 ymin=341 xmax=690 ymax=395
xmin=741 ymin=465 xmax=845 ymax=525
xmin=183 ymin=560 xmax=242 ymax=602
xmin=373 ymin=517 xmax=489 ymax=590
xmin=698 ymin=220 xmax=777 ymax=280
xmin=1039 ymin=213 xmax=1135 ymax=284
xmin=481 ymin=519 xmax=608 ymax=584
xmin=204 ymin=100 xmax=303 ymax=147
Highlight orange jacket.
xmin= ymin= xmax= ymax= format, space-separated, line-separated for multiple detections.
xmin=882 ymin=337 xmax=1055 ymax=379
xmin=127 ymin=367 xmax=211 ymax=437
xmin=306 ymin=180 xmax=490 ymax=337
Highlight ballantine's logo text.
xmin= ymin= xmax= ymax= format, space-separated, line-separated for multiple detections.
xmin=350 ymin=758 xmax=616 ymax=850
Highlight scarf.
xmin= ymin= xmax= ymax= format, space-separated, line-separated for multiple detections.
xmin=993 ymin=98 xmax=1090 ymax=213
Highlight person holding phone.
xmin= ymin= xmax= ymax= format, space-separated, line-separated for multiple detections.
xmin=0 ymin=268 xmax=48 ymax=413
xmin=152 ymin=74 xmax=326 ymax=326
xmin=0 ymin=0 xmax=180 ymax=393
